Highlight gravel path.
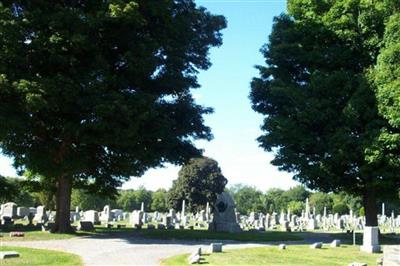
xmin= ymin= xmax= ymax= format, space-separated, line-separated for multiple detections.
xmin=5 ymin=233 xmax=275 ymax=266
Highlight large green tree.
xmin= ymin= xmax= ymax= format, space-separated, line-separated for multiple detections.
xmin=151 ymin=188 xmax=168 ymax=212
xmin=0 ymin=1 xmax=226 ymax=232
xmin=228 ymin=184 xmax=266 ymax=214
xmin=250 ymin=0 xmax=400 ymax=228
xmin=168 ymin=157 xmax=227 ymax=212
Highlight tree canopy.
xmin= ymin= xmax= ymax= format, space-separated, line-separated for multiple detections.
xmin=168 ymin=157 xmax=227 ymax=212
xmin=0 ymin=0 xmax=226 ymax=232
xmin=250 ymin=0 xmax=400 ymax=226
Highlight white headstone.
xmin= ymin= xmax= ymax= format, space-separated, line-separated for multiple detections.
xmin=360 ymin=226 xmax=380 ymax=253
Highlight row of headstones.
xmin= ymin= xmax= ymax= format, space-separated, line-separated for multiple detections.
xmin=237 ymin=210 xmax=400 ymax=232
xmin=76 ymin=205 xmax=211 ymax=229
xmin=0 ymin=202 xmax=48 ymax=225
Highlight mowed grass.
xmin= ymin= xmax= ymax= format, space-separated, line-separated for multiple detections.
xmin=0 ymin=246 xmax=83 ymax=266
xmin=0 ymin=230 xmax=93 ymax=241
xmin=329 ymin=231 xmax=400 ymax=245
xmin=140 ymin=229 xmax=303 ymax=242
xmin=161 ymin=245 xmax=381 ymax=266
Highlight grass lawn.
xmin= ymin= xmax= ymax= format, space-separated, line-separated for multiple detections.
xmin=329 ymin=231 xmax=400 ymax=245
xmin=139 ymin=229 xmax=303 ymax=242
xmin=0 ymin=246 xmax=83 ymax=266
xmin=161 ymin=245 xmax=381 ymax=266
xmin=0 ymin=230 xmax=93 ymax=241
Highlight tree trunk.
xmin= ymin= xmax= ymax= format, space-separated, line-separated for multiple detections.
xmin=53 ymin=175 xmax=73 ymax=233
xmin=363 ymin=190 xmax=378 ymax=227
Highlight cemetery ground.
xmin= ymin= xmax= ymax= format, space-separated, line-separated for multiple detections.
xmin=0 ymin=246 xmax=83 ymax=266
xmin=161 ymin=245 xmax=381 ymax=266
xmin=1 ymin=224 xmax=399 ymax=265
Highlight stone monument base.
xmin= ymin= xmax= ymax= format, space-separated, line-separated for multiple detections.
xmin=208 ymin=222 xmax=241 ymax=233
xmin=360 ymin=226 xmax=381 ymax=253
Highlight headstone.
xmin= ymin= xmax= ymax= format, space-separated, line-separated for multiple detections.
xmin=83 ymin=210 xmax=99 ymax=224
xmin=310 ymin=242 xmax=322 ymax=249
xmin=33 ymin=206 xmax=48 ymax=223
xmin=0 ymin=251 xmax=20 ymax=259
xmin=307 ymin=218 xmax=317 ymax=230
xmin=208 ymin=192 xmax=241 ymax=233
xmin=208 ymin=243 xmax=222 ymax=253
xmin=361 ymin=226 xmax=381 ymax=253
xmin=330 ymin=239 xmax=341 ymax=247
xmin=111 ymin=209 xmax=124 ymax=221
xmin=188 ymin=254 xmax=200 ymax=264
xmin=130 ymin=210 xmax=143 ymax=227
xmin=16 ymin=207 xmax=29 ymax=218
xmin=198 ymin=210 xmax=206 ymax=222
xmin=383 ymin=245 xmax=400 ymax=266
xmin=78 ymin=221 xmax=95 ymax=231
xmin=162 ymin=215 xmax=172 ymax=227
xmin=2 ymin=203 xmax=17 ymax=218
xmin=101 ymin=205 xmax=111 ymax=222
xmin=279 ymin=244 xmax=286 ymax=250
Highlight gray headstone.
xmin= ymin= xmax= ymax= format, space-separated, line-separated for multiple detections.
xmin=78 ymin=221 xmax=95 ymax=231
xmin=208 ymin=243 xmax=223 ymax=253
xmin=310 ymin=242 xmax=322 ymax=249
xmin=0 ymin=251 xmax=20 ymax=259
xmin=188 ymin=254 xmax=200 ymax=264
xmin=383 ymin=245 xmax=400 ymax=266
xmin=2 ymin=203 xmax=17 ymax=219
xmin=331 ymin=239 xmax=341 ymax=247
xmin=208 ymin=192 xmax=241 ymax=233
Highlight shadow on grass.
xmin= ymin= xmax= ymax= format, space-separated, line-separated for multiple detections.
xmin=329 ymin=232 xmax=400 ymax=245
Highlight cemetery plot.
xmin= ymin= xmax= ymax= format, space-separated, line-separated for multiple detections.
xmin=0 ymin=246 xmax=83 ymax=266
xmin=161 ymin=245 xmax=381 ymax=266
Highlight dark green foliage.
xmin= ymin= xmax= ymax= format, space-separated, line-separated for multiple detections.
xmin=71 ymin=189 xmax=115 ymax=211
xmin=282 ymin=185 xmax=310 ymax=202
xmin=0 ymin=175 xmax=17 ymax=203
xmin=0 ymin=1 xmax=226 ymax=184
xmin=250 ymin=0 xmax=400 ymax=225
xmin=228 ymin=184 xmax=266 ymax=214
xmin=264 ymin=188 xmax=286 ymax=213
xmin=0 ymin=1 xmax=226 ymax=231
xmin=151 ymin=189 xmax=168 ymax=212
xmin=0 ymin=176 xmax=36 ymax=206
xmin=333 ymin=203 xmax=350 ymax=215
xmin=168 ymin=157 xmax=227 ymax=212
xmin=309 ymin=192 xmax=334 ymax=215
xmin=23 ymin=171 xmax=57 ymax=210
xmin=116 ymin=186 xmax=152 ymax=212
xmin=287 ymin=201 xmax=304 ymax=216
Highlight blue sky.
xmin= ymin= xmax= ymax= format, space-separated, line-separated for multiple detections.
xmin=0 ymin=0 xmax=299 ymax=191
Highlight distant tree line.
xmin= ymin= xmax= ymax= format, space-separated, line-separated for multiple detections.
xmin=228 ymin=185 xmax=400 ymax=217
xmin=2 ymin=174 xmax=398 ymax=217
